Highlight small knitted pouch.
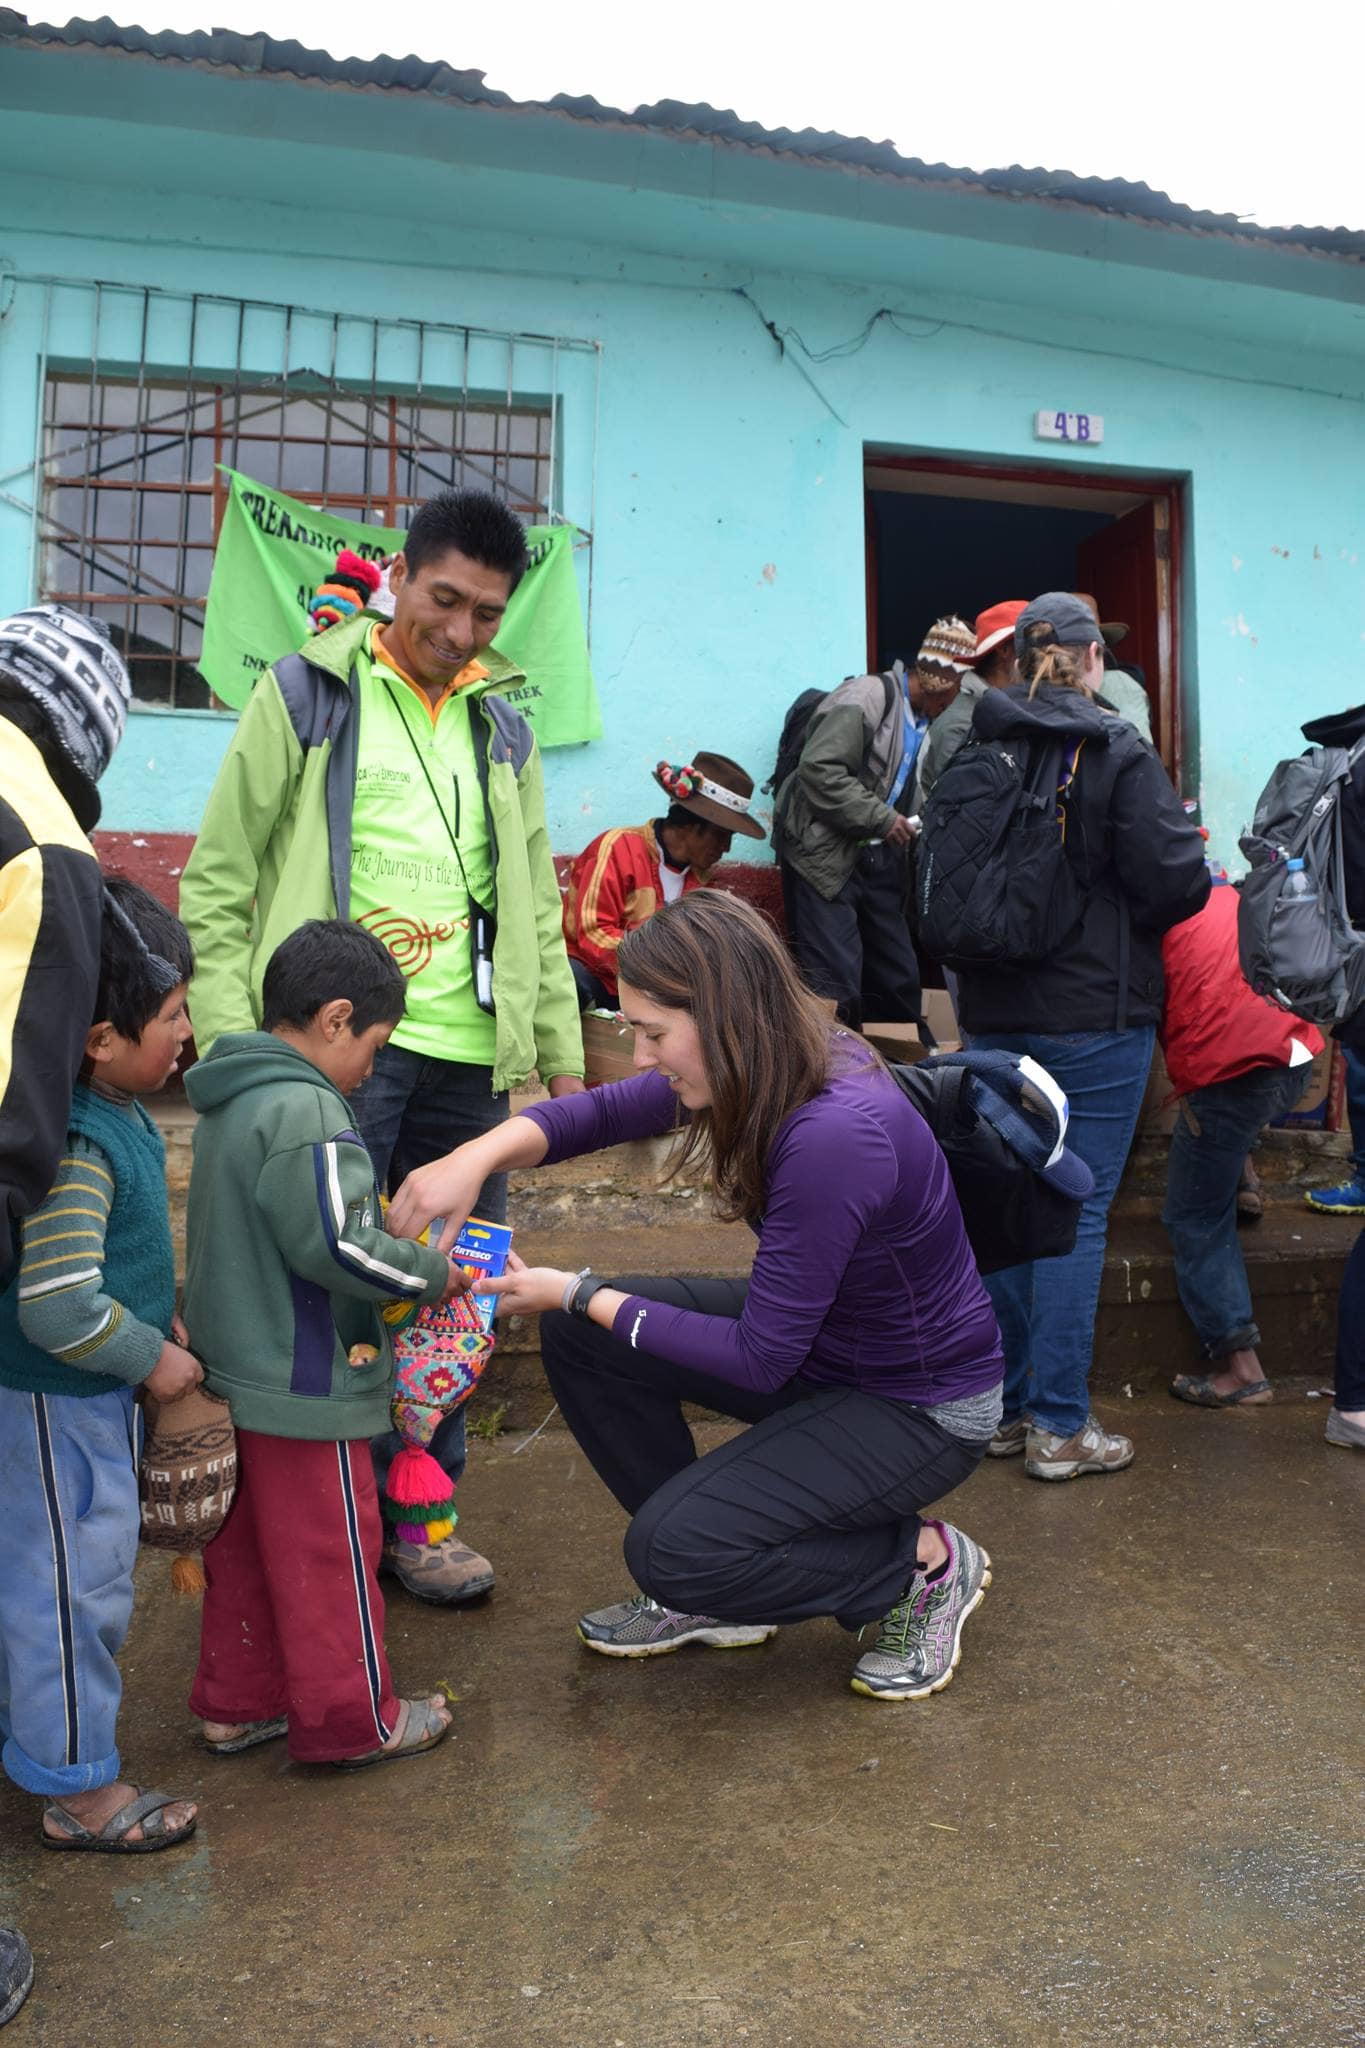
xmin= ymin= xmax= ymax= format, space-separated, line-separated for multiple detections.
xmin=138 ymin=1385 xmax=238 ymax=1594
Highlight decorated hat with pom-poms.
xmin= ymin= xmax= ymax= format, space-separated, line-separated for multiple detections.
xmin=309 ymin=548 xmax=384 ymax=634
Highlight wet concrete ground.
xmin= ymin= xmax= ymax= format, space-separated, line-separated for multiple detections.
xmin=2 ymin=1387 xmax=1361 ymax=2047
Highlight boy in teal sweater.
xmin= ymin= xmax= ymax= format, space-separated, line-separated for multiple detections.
xmin=184 ymin=920 xmax=459 ymax=1767
xmin=0 ymin=878 xmax=201 ymax=1852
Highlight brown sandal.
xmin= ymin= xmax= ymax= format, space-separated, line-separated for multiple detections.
xmin=1170 ymin=1373 xmax=1273 ymax=1408
xmin=42 ymin=1786 xmax=197 ymax=1855
xmin=332 ymin=1696 xmax=451 ymax=1772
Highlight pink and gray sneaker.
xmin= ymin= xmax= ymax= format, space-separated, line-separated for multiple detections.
xmin=577 ymin=1592 xmax=777 ymax=1658
xmin=850 ymin=1521 xmax=992 ymax=1701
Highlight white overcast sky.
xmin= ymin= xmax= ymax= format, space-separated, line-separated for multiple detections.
xmin=78 ymin=0 xmax=1365 ymax=231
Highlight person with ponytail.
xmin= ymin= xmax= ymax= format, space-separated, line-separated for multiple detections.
xmin=956 ymin=593 xmax=1208 ymax=1481
xmin=388 ymin=890 xmax=1003 ymax=1703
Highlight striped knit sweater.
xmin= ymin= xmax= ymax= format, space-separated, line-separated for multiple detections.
xmin=0 ymin=1084 xmax=174 ymax=1397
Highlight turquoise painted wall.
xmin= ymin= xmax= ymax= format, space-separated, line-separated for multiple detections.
xmin=2 ymin=49 xmax=1364 ymax=868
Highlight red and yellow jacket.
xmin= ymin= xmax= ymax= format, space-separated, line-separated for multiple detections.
xmin=562 ymin=820 xmax=704 ymax=1002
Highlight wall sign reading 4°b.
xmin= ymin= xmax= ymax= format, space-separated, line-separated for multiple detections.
xmin=1034 ymin=410 xmax=1105 ymax=444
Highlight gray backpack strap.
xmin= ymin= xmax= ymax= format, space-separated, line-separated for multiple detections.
xmin=272 ymin=652 xmax=339 ymax=752
xmin=480 ymin=692 xmax=535 ymax=778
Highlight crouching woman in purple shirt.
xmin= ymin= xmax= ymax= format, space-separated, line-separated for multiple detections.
xmin=388 ymin=891 xmax=1004 ymax=1701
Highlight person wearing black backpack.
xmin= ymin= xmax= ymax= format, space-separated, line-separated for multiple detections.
xmin=941 ymin=593 xmax=1208 ymax=1480
xmin=772 ymin=620 xmax=976 ymax=1029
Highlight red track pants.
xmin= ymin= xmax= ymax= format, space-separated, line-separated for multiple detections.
xmin=189 ymin=1428 xmax=400 ymax=1763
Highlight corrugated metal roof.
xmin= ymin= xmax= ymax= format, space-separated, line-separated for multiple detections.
xmin=5 ymin=10 xmax=1363 ymax=262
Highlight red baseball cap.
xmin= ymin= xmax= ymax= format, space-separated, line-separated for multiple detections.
xmin=974 ymin=600 xmax=1028 ymax=660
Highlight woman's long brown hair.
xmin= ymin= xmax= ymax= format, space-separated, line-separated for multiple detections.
xmin=616 ymin=890 xmax=833 ymax=1225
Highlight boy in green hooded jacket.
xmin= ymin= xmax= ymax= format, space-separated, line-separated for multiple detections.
xmin=184 ymin=921 xmax=461 ymax=1768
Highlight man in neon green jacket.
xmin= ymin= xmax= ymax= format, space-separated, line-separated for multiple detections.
xmin=181 ymin=489 xmax=584 ymax=1606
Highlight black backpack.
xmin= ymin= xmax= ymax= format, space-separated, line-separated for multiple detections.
xmin=889 ymin=1049 xmax=1092 ymax=1273
xmin=766 ymin=672 xmax=899 ymax=800
xmin=915 ymin=733 xmax=1086 ymax=966
xmin=1238 ymin=737 xmax=1365 ymax=1025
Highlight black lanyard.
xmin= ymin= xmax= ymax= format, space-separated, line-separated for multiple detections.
xmin=379 ymin=677 xmax=476 ymax=905
xmin=378 ymin=676 xmax=497 ymax=1014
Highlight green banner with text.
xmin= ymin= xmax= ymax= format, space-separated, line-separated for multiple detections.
xmin=199 ymin=468 xmax=601 ymax=747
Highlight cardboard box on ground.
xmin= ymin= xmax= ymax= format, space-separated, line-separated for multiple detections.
xmin=861 ymin=991 xmax=962 ymax=1066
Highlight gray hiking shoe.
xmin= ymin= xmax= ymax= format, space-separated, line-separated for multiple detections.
xmin=577 ymin=1592 xmax=777 ymax=1658
xmin=381 ymin=1534 xmax=495 ymax=1605
xmin=986 ymin=1416 xmax=1029 ymax=1458
xmin=1324 ymin=1407 xmax=1365 ymax=1449
xmin=850 ymin=1522 xmax=992 ymax=1701
xmin=1025 ymin=1414 xmax=1134 ymax=1481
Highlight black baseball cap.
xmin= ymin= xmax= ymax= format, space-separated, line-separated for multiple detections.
xmin=1014 ymin=591 xmax=1105 ymax=655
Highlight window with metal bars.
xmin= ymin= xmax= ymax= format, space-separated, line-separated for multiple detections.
xmin=40 ymin=375 xmax=555 ymax=709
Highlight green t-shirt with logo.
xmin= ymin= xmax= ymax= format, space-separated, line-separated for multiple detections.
xmin=348 ymin=627 xmax=498 ymax=1064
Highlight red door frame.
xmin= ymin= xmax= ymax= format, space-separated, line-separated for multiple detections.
xmin=864 ymin=453 xmax=1185 ymax=783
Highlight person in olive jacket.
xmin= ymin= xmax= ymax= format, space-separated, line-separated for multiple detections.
xmin=959 ymin=593 xmax=1209 ymax=1483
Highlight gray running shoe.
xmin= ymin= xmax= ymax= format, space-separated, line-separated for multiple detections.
xmin=1324 ymin=1407 xmax=1365 ymax=1449
xmin=850 ymin=1523 xmax=992 ymax=1701
xmin=986 ymin=1416 xmax=1029 ymax=1458
xmin=1025 ymin=1414 xmax=1134 ymax=1481
xmin=577 ymin=1592 xmax=777 ymax=1658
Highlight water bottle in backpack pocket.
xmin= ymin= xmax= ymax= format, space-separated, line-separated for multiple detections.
xmin=1239 ymin=741 xmax=1365 ymax=1024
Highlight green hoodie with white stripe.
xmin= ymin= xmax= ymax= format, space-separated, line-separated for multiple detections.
xmin=183 ymin=1032 xmax=450 ymax=1440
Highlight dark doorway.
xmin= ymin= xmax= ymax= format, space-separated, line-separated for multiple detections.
xmin=865 ymin=456 xmax=1182 ymax=774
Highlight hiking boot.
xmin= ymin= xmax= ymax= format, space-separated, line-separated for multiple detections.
xmin=850 ymin=1522 xmax=991 ymax=1701
xmin=1025 ymin=1415 xmax=1134 ymax=1481
xmin=381 ymin=1534 xmax=495 ymax=1605
xmin=1304 ymin=1178 xmax=1365 ymax=1215
xmin=986 ymin=1416 xmax=1029 ymax=1458
xmin=577 ymin=1592 xmax=776 ymax=1658
xmin=0 ymin=1928 xmax=33 ymax=2029
xmin=1324 ymin=1408 xmax=1365 ymax=1450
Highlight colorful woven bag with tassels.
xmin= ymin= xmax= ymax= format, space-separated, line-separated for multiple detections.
xmin=381 ymin=1292 xmax=495 ymax=1546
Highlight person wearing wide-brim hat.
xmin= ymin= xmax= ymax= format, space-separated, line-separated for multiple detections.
xmin=563 ymin=751 xmax=765 ymax=1009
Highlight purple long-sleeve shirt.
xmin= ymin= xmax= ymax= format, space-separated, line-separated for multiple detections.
xmin=520 ymin=1059 xmax=1003 ymax=1405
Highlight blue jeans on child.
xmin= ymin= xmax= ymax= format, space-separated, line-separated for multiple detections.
xmin=0 ymin=1384 xmax=138 ymax=1798
xmin=1162 ymin=1063 xmax=1308 ymax=1358
xmin=971 ymin=1027 xmax=1155 ymax=1441
xmin=351 ymin=1044 xmax=509 ymax=1495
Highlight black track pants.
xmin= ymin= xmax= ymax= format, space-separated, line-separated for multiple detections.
xmin=539 ymin=1277 xmax=985 ymax=1631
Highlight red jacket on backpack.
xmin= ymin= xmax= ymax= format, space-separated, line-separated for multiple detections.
xmin=1160 ymin=884 xmax=1323 ymax=1096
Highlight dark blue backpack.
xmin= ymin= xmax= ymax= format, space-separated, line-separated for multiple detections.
xmin=889 ymin=1049 xmax=1093 ymax=1273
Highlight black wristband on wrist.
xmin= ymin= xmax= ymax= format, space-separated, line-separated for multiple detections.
xmin=569 ymin=1272 xmax=610 ymax=1319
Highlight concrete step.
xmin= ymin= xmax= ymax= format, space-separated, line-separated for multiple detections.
xmin=151 ymin=1094 xmax=1357 ymax=1433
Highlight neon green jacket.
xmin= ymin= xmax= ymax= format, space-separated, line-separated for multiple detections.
xmin=180 ymin=614 xmax=584 ymax=1091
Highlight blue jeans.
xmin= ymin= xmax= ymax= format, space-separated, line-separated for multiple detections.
xmin=1342 ymin=1045 xmax=1365 ymax=1178
xmin=351 ymin=1044 xmax=509 ymax=1495
xmin=0 ymin=1385 xmax=138 ymax=1797
xmin=973 ymin=1027 xmax=1155 ymax=1440
xmin=1334 ymin=1229 xmax=1365 ymax=1410
xmin=1162 ymin=1064 xmax=1308 ymax=1358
